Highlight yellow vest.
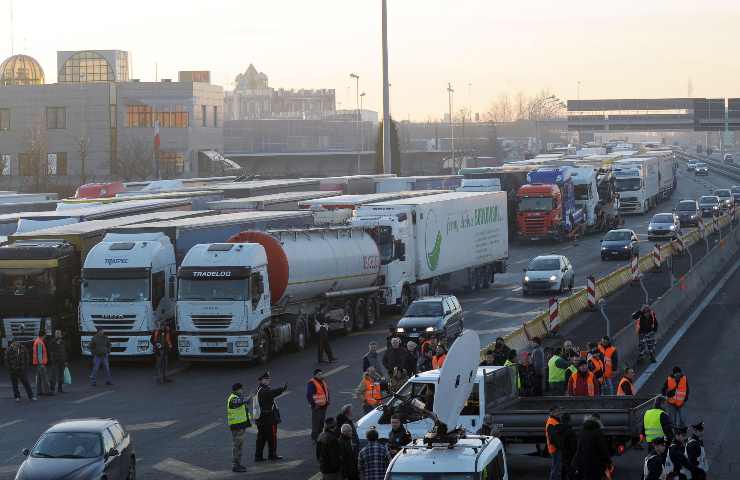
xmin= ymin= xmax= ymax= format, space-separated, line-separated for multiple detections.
xmin=227 ymin=393 xmax=248 ymax=426
xmin=548 ymin=355 xmax=566 ymax=384
xmin=643 ymin=408 xmax=665 ymax=442
xmin=504 ymin=359 xmax=521 ymax=389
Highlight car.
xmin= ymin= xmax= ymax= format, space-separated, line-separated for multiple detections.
xmin=73 ymin=182 xmax=126 ymax=199
xmin=731 ymin=186 xmax=740 ymax=204
xmin=686 ymin=159 xmax=699 ymax=171
xmin=699 ymin=195 xmax=721 ymax=217
xmin=647 ymin=213 xmax=681 ymax=241
xmin=725 ymin=153 xmax=734 ymax=165
xmin=600 ymin=229 xmax=639 ymax=260
xmin=713 ymin=189 xmax=733 ymax=210
xmin=395 ymin=295 xmax=463 ymax=344
xmin=16 ymin=419 xmax=135 ymax=480
xmin=695 ymin=163 xmax=709 ymax=175
xmin=675 ymin=199 xmax=701 ymax=227
xmin=522 ymin=254 xmax=574 ymax=295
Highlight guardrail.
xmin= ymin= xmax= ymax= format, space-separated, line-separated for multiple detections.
xmin=677 ymin=150 xmax=740 ymax=181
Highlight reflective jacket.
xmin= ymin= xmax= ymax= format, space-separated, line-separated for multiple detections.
xmin=32 ymin=337 xmax=47 ymax=366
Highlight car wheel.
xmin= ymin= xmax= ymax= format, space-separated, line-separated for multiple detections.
xmin=343 ymin=300 xmax=356 ymax=334
xmin=364 ymin=298 xmax=377 ymax=329
xmin=522 ymin=286 xmax=529 ymax=296
xmin=127 ymin=458 xmax=136 ymax=480
xmin=601 ymin=253 xmax=606 ymax=261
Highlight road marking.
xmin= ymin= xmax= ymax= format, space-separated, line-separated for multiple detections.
xmin=153 ymin=458 xmax=301 ymax=479
xmin=71 ymin=390 xmax=114 ymax=404
xmin=507 ymin=297 xmax=548 ymax=304
xmin=323 ymin=364 xmax=349 ymax=377
xmin=634 ymin=257 xmax=740 ymax=391
xmin=483 ymin=297 xmax=502 ymax=305
xmin=127 ymin=420 xmax=177 ymax=432
xmin=348 ymin=329 xmax=388 ymax=337
xmin=245 ymin=427 xmax=311 ymax=439
xmin=181 ymin=422 xmax=220 ymax=440
xmin=475 ymin=309 xmax=541 ymax=319
xmin=0 ymin=420 xmax=23 ymax=430
xmin=167 ymin=366 xmax=189 ymax=377
xmin=474 ymin=327 xmax=518 ymax=336
xmin=308 ymin=473 xmax=321 ymax=480
xmin=511 ymin=286 xmax=522 ymax=292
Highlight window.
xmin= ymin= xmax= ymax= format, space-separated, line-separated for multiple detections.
xmin=213 ymin=106 xmax=218 ymax=127
xmin=58 ymin=51 xmax=115 ymax=83
xmin=108 ymin=424 xmax=124 ymax=446
xmin=159 ymin=151 xmax=185 ymax=177
xmin=250 ymin=272 xmax=263 ymax=308
xmin=201 ymin=105 xmax=207 ymax=126
xmin=102 ymin=429 xmax=115 ymax=454
xmin=126 ymin=105 xmax=153 ymax=127
xmin=47 ymin=152 xmax=67 ymax=176
xmin=0 ymin=154 xmax=10 ymax=175
xmin=152 ymin=271 xmax=166 ymax=310
xmin=127 ymin=105 xmax=188 ymax=128
xmin=0 ymin=108 xmax=9 ymax=130
xmin=18 ymin=153 xmax=36 ymax=176
xmin=46 ymin=107 xmax=66 ymax=129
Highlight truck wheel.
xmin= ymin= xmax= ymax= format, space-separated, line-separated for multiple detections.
xmin=256 ymin=330 xmax=271 ymax=365
xmin=354 ymin=300 xmax=367 ymax=331
xmin=483 ymin=267 xmax=493 ymax=289
xmin=430 ymin=279 xmax=440 ymax=296
xmin=399 ymin=287 xmax=412 ymax=313
xmin=291 ymin=319 xmax=307 ymax=352
xmin=365 ymin=298 xmax=377 ymax=328
xmin=342 ymin=300 xmax=356 ymax=334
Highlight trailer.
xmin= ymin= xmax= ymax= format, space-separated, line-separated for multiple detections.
xmin=299 ymin=191 xmax=443 ymax=225
xmin=207 ymin=178 xmax=322 ymax=199
xmin=59 ymin=190 xmax=224 ymax=210
xmin=614 ymin=157 xmax=660 ymax=214
xmin=208 ymin=191 xmax=342 ymax=212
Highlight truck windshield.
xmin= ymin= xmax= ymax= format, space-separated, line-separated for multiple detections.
xmin=366 ymin=226 xmax=394 ymax=265
xmin=178 ymin=279 xmax=247 ymax=301
xmin=0 ymin=269 xmax=55 ymax=296
xmin=573 ymin=184 xmax=590 ymax=200
xmin=82 ymin=278 xmax=150 ymax=302
xmin=615 ymin=178 xmax=641 ymax=192
xmin=518 ymin=197 xmax=553 ymax=212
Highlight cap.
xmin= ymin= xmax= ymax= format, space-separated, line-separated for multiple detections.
xmin=313 ymin=368 xmax=323 ymax=376
xmin=651 ymin=436 xmax=667 ymax=446
xmin=674 ymin=426 xmax=688 ymax=435
xmin=258 ymin=371 xmax=271 ymax=381
xmin=231 ymin=382 xmax=243 ymax=391
xmin=691 ymin=422 xmax=704 ymax=432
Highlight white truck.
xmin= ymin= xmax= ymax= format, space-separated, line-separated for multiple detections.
xmin=644 ymin=150 xmax=677 ymax=200
xmin=351 ymin=191 xmax=508 ymax=310
xmin=176 ymin=227 xmax=381 ymax=362
xmin=80 ymin=233 xmax=176 ymax=357
xmin=613 ymin=157 xmax=660 ymax=214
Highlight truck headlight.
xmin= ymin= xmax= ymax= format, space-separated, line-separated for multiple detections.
xmin=648 ymin=226 xmax=653 ymax=231
xmin=669 ymin=225 xmax=675 ymax=230
xmin=549 ymin=275 xmax=557 ymax=282
xmin=82 ymin=341 xmax=91 ymax=352
xmin=396 ymin=327 xmax=405 ymax=333
xmin=236 ymin=341 xmax=249 ymax=348
xmin=137 ymin=340 xmax=150 ymax=352
xmin=524 ymin=276 xmax=529 ymax=282
xmin=178 ymin=338 xmax=191 ymax=348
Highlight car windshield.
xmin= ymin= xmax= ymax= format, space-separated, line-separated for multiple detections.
xmin=388 ymin=475 xmax=476 ymax=480
xmin=696 ymin=163 xmax=707 ymax=168
xmin=677 ymin=202 xmax=696 ymax=211
xmin=715 ymin=191 xmax=730 ymax=198
xmin=82 ymin=278 xmax=150 ymax=302
xmin=404 ymin=302 xmax=443 ymax=317
xmin=652 ymin=214 xmax=674 ymax=223
xmin=31 ymin=432 xmax=103 ymax=459
xmin=615 ymin=178 xmax=641 ymax=192
xmin=700 ymin=197 xmax=718 ymax=205
xmin=604 ymin=231 xmax=631 ymax=241
xmin=518 ymin=197 xmax=554 ymax=212
xmin=528 ymin=258 xmax=560 ymax=271
xmin=731 ymin=187 xmax=740 ymax=194
xmin=178 ymin=279 xmax=247 ymax=301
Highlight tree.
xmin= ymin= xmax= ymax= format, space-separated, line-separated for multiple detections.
xmin=486 ymin=94 xmax=513 ymax=123
xmin=114 ymin=136 xmax=154 ymax=181
xmin=21 ymin=112 xmax=48 ymax=190
xmin=514 ymin=92 xmax=528 ymax=121
xmin=374 ymin=118 xmax=401 ymax=175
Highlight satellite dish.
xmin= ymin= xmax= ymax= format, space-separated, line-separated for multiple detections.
xmin=432 ymin=330 xmax=481 ymax=429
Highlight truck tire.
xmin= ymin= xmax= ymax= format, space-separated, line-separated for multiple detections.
xmin=256 ymin=330 xmax=271 ymax=365
xmin=342 ymin=300 xmax=356 ymax=334
xmin=354 ymin=300 xmax=366 ymax=332
xmin=365 ymin=298 xmax=377 ymax=328
xmin=290 ymin=318 xmax=307 ymax=352
xmin=483 ymin=266 xmax=493 ymax=289
xmin=399 ymin=286 xmax=412 ymax=313
xmin=430 ymin=279 xmax=440 ymax=296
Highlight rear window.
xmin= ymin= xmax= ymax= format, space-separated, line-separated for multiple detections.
xmin=677 ymin=202 xmax=696 ymax=211
xmin=700 ymin=196 xmax=718 ymax=204
xmin=731 ymin=187 xmax=740 ymax=194
xmin=652 ymin=214 xmax=674 ymax=223
xmin=715 ymin=190 xmax=731 ymax=198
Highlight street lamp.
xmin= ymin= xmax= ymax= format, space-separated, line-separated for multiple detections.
xmin=381 ymin=0 xmax=391 ymax=173
xmin=350 ymin=73 xmax=360 ymax=173
xmin=360 ymin=92 xmax=366 ymax=151
xmin=448 ymin=83 xmax=455 ymax=169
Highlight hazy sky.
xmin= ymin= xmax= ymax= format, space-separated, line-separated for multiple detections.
xmin=3 ymin=0 xmax=740 ymax=120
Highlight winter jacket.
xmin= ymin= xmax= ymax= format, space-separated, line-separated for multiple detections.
xmin=336 ymin=413 xmax=359 ymax=446
xmin=316 ymin=429 xmax=342 ymax=474
xmin=4 ymin=342 xmax=29 ymax=372
xmin=89 ymin=334 xmax=111 ymax=357
xmin=362 ymin=351 xmax=385 ymax=376
xmin=571 ymin=419 xmax=611 ymax=480
xmin=48 ymin=338 xmax=67 ymax=364
xmin=339 ymin=435 xmax=359 ymax=480
xmin=382 ymin=346 xmax=409 ymax=374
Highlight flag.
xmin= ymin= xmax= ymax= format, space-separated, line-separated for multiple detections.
xmin=154 ymin=120 xmax=160 ymax=149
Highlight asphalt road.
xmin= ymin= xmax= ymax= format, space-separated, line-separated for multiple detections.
xmin=0 ymin=165 xmax=735 ymax=480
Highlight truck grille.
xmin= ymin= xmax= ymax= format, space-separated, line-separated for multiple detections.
xmin=91 ymin=315 xmax=136 ymax=331
xmin=523 ymin=217 xmax=546 ymax=234
xmin=191 ymin=315 xmax=233 ymax=330
xmin=109 ymin=337 xmax=130 ymax=353
xmin=6 ymin=319 xmax=39 ymax=342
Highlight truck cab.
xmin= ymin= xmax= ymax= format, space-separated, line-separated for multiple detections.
xmin=79 ymin=233 xmax=176 ymax=357
xmin=516 ymin=167 xmax=584 ymax=241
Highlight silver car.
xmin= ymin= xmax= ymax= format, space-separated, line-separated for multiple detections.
xmin=647 ymin=213 xmax=681 ymax=241
xmin=523 ymin=254 xmax=574 ymax=295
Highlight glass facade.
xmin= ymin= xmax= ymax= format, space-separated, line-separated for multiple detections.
xmin=126 ymin=105 xmax=188 ymax=128
xmin=47 ymin=152 xmax=67 ymax=176
xmin=0 ymin=55 xmax=45 ymax=86
xmin=58 ymin=51 xmax=115 ymax=83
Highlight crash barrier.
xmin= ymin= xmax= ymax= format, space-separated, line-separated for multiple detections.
xmin=548 ymin=298 xmax=559 ymax=331
xmin=630 ymin=255 xmax=640 ymax=282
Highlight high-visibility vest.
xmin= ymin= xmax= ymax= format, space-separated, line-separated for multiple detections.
xmin=362 ymin=377 xmax=382 ymax=406
xmin=545 ymin=416 xmax=560 ymax=454
xmin=666 ymin=376 xmax=688 ymax=407
xmin=589 ymin=356 xmax=605 ymax=384
xmin=227 ymin=393 xmax=248 ymax=426
xmin=432 ymin=354 xmax=446 ymax=369
xmin=504 ymin=359 xmax=521 ymax=389
xmin=568 ymin=371 xmax=596 ymax=396
xmin=309 ymin=378 xmax=329 ymax=407
xmin=599 ymin=345 xmax=617 ymax=379
xmin=643 ymin=408 xmax=666 ymax=442
xmin=616 ymin=377 xmax=633 ymax=396
xmin=32 ymin=337 xmax=47 ymax=366
xmin=548 ymin=355 xmax=567 ymax=384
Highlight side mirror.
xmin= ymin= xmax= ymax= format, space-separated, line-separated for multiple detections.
xmin=21 ymin=448 xmax=29 ymax=457
xmin=108 ymin=448 xmax=119 ymax=458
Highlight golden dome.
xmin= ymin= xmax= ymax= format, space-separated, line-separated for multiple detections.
xmin=0 ymin=54 xmax=45 ymax=86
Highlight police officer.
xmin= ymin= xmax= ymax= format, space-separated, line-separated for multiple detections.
xmin=666 ymin=426 xmax=692 ymax=480
xmin=227 ymin=383 xmax=252 ymax=472
xmin=686 ymin=422 xmax=708 ymax=480
xmin=254 ymin=372 xmax=288 ymax=462
xmin=643 ymin=436 xmax=668 ymax=480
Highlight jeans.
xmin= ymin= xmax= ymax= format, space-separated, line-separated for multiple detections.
xmin=311 ymin=407 xmax=327 ymax=442
xmin=549 ymin=451 xmax=562 ymax=480
xmin=50 ymin=362 xmax=65 ymax=391
xmin=155 ymin=351 xmax=169 ymax=383
xmin=90 ymin=355 xmax=112 ymax=384
xmin=231 ymin=427 xmax=246 ymax=466
xmin=9 ymin=370 xmax=33 ymax=399
xmin=666 ymin=403 xmax=685 ymax=427
xmin=35 ymin=365 xmax=50 ymax=395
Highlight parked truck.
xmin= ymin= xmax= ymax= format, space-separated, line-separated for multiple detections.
xmin=176 ymin=226 xmax=381 ymax=362
xmin=351 ymin=191 xmax=508 ymax=310
xmin=299 ymin=191 xmax=442 ymax=225
xmin=613 ymin=157 xmax=660 ymax=214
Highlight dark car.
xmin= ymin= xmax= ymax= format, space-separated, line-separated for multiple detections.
xmin=675 ymin=200 xmax=700 ymax=227
xmin=699 ymin=195 xmax=720 ymax=217
xmin=695 ymin=163 xmax=709 ymax=176
xmin=396 ymin=295 xmax=463 ymax=344
xmin=16 ymin=419 xmax=135 ymax=480
xmin=731 ymin=186 xmax=740 ymax=204
xmin=714 ymin=189 xmax=733 ymax=210
xmin=600 ymin=229 xmax=639 ymax=260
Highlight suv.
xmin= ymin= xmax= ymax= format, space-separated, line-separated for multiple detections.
xmin=725 ymin=153 xmax=734 ymax=165
xmin=522 ymin=254 xmax=574 ymax=295
xmin=396 ymin=295 xmax=463 ymax=344
xmin=714 ymin=189 xmax=733 ymax=210
xmin=648 ymin=213 xmax=681 ymax=241
xmin=695 ymin=163 xmax=709 ymax=176
xmin=675 ymin=200 xmax=700 ymax=227
xmin=699 ymin=195 xmax=721 ymax=217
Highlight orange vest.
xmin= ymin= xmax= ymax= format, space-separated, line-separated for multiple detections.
xmin=568 ymin=371 xmax=596 ymax=397
xmin=545 ymin=416 xmax=560 ymax=454
xmin=666 ymin=375 xmax=688 ymax=407
xmin=309 ymin=378 xmax=329 ymax=408
xmin=589 ymin=356 xmax=605 ymax=384
xmin=32 ymin=337 xmax=47 ymax=366
xmin=599 ymin=345 xmax=616 ymax=379
xmin=432 ymin=354 xmax=446 ymax=369
xmin=616 ymin=377 xmax=633 ymax=396
xmin=362 ymin=377 xmax=382 ymax=406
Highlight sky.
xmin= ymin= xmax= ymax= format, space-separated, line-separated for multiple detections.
xmin=3 ymin=0 xmax=740 ymax=121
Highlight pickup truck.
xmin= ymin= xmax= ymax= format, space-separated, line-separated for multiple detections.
xmin=356 ymin=365 xmax=655 ymax=450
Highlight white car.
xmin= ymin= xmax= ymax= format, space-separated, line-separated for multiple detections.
xmin=522 ymin=254 xmax=574 ymax=295
xmin=647 ymin=213 xmax=681 ymax=241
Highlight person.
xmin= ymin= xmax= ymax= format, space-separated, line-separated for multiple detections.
xmin=385 ymin=326 xmax=398 ymax=350
xmin=504 ymin=349 xmax=521 ymax=392
xmin=355 ymin=367 xmax=384 ymax=414
xmin=634 ymin=304 xmax=658 ymax=363
xmin=686 ymin=422 xmax=708 ymax=480
xmin=358 ymin=428 xmax=390 ymax=480
xmin=315 ymin=417 xmax=342 ymax=480
xmin=530 ymin=337 xmax=545 ymax=396
xmin=420 ymin=336 xmax=438 ymax=358
xmin=315 ymin=309 xmax=337 ymax=364
xmin=479 ymin=349 xmax=496 ymax=367
xmin=431 ymin=344 xmax=447 ymax=369
xmin=566 ymin=359 xmax=599 ymax=397
xmin=89 ymin=328 xmax=113 ymax=387
xmin=362 ymin=341 xmax=385 ymax=378
xmin=151 ymin=324 xmax=173 ymax=384
xmin=254 ymin=371 xmax=288 ymax=462
xmin=403 ymin=341 xmax=418 ymax=375
xmin=559 ymin=413 xmax=578 ymax=480
xmin=545 ymin=406 xmax=563 ymax=480
xmin=518 ymin=351 xmax=537 ymax=396
xmin=597 ymin=336 xmax=618 ymax=395
xmin=571 ymin=414 xmax=612 ymax=480
xmin=547 ymin=349 xmax=572 ymax=395
xmin=642 ymin=397 xmax=674 ymax=446
xmin=418 ymin=345 xmax=434 ymax=372
xmin=476 ymin=414 xmax=495 ymax=436
xmin=662 ymin=366 xmax=689 ymax=427
xmin=643 ymin=436 xmax=668 ymax=480
xmin=666 ymin=426 xmax=692 ymax=480
xmin=387 ymin=367 xmax=409 ymax=394
xmin=335 ymin=404 xmax=359 ymax=447
xmin=339 ymin=423 xmax=359 ymax=480
xmin=4 ymin=335 xmax=35 ymax=402
xmin=386 ymin=415 xmax=412 ymax=457
xmin=307 ymin=369 xmax=330 ymax=443
xmin=32 ymin=330 xmax=51 ymax=396
xmin=227 ymin=382 xmax=252 ymax=472
xmin=586 ymin=342 xmax=605 ymax=388
xmin=562 ymin=340 xmax=578 ymax=360
xmin=382 ymin=337 xmax=408 ymax=374
xmin=48 ymin=329 xmax=67 ymax=394
xmin=616 ymin=367 xmax=635 ymax=396
xmin=492 ymin=337 xmax=511 ymax=365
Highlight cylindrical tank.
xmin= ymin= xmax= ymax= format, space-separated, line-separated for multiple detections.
xmin=228 ymin=227 xmax=380 ymax=305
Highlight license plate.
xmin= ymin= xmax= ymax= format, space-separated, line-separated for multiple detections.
xmin=112 ymin=342 xmax=126 ymax=347
xmin=409 ymin=333 xmax=420 ymax=338
xmin=202 ymin=342 xmax=221 ymax=348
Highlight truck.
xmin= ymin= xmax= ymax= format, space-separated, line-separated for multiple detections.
xmin=516 ymin=167 xmax=586 ymax=241
xmin=59 ymin=190 xmax=224 ymax=210
xmin=351 ymin=191 xmax=508 ymax=310
xmin=298 ymin=191 xmax=442 ymax=225
xmin=176 ymin=226 xmax=381 ymax=362
xmin=641 ymin=150 xmax=677 ymax=200
xmin=208 ymin=191 xmax=341 ymax=212
xmin=613 ymin=157 xmax=660 ymax=214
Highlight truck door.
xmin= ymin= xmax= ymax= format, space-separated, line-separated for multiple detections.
xmin=480 ymin=449 xmax=508 ymax=480
xmin=249 ymin=269 xmax=267 ymax=317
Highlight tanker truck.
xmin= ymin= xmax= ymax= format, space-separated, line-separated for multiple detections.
xmin=176 ymin=226 xmax=381 ymax=363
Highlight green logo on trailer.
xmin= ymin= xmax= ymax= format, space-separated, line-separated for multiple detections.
xmin=425 ymin=210 xmax=442 ymax=271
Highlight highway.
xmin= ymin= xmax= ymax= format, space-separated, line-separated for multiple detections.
xmin=0 ymin=166 xmax=736 ymax=480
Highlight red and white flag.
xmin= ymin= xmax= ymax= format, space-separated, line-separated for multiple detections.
xmin=154 ymin=120 xmax=160 ymax=149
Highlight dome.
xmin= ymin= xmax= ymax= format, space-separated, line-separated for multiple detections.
xmin=0 ymin=54 xmax=45 ymax=86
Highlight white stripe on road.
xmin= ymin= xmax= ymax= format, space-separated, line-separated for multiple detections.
xmin=475 ymin=309 xmax=542 ymax=319
xmin=127 ymin=420 xmax=177 ymax=432
xmin=0 ymin=420 xmax=23 ymax=430
xmin=71 ymin=390 xmax=114 ymax=404
xmin=483 ymin=297 xmax=502 ymax=305
xmin=245 ymin=427 xmax=311 ymax=439
xmin=0 ymin=465 xmax=18 ymax=475
xmin=181 ymin=422 xmax=220 ymax=440
xmin=322 ymin=364 xmax=349 ymax=377
xmin=153 ymin=458 xmax=304 ymax=478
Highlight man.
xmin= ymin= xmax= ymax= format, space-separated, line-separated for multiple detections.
xmin=362 ymin=341 xmax=385 ymax=377
xmin=403 ymin=341 xmax=418 ymax=376
xmin=518 ymin=351 xmax=537 ymax=397
xmin=315 ymin=417 xmax=342 ymax=480
xmin=382 ymin=337 xmax=408 ymax=374
xmin=559 ymin=413 xmax=578 ymax=480
xmin=492 ymin=337 xmax=511 ymax=365
xmin=335 ymin=404 xmax=359 ymax=446
xmin=476 ymin=414 xmax=495 ymax=436
xmin=418 ymin=345 xmax=434 ymax=372
xmin=339 ymin=423 xmax=359 ymax=480
xmin=586 ymin=342 xmax=605 ymax=388
xmin=616 ymin=367 xmax=636 ymax=396
xmin=315 ymin=309 xmax=337 ymax=364
xmin=254 ymin=371 xmax=288 ymax=462
xmin=530 ymin=337 xmax=545 ymax=396
xmin=571 ymin=414 xmax=612 ymax=480
xmin=642 ymin=397 xmax=674 ymax=446
xmin=662 ymin=366 xmax=689 ymax=427
xmin=479 ymin=349 xmax=496 ymax=367
xmin=307 ymin=369 xmax=330 ymax=443
xmin=48 ymin=329 xmax=67 ymax=394
xmin=666 ymin=426 xmax=692 ymax=480
xmin=431 ymin=344 xmax=447 ymax=369
xmin=420 ymin=336 xmax=438 ymax=358
xmin=686 ymin=422 xmax=708 ymax=480
xmin=635 ymin=304 xmax=658 ymax=363
xmin=386 ymin=415 xmax=412 ymax=456
xmin=597 ymin=336 xmax=618 ymax=395
xmin=150 ymin=323 xmax=173 ymax=384
xmin=89 ymin=328 xmax=113 ymax=387
xmin=566 ymin=359 xmax=599 ymax=397
xmin=387 ymin=367 xmax=408 ymax=394
xmin=226 ymin=382 xmax=252 ymax=472
xmin=355 ymin=367 xmax=384 ymax=414
xmin=545 ymin=406 xmax=562 ymax=480
xmin=358 ymin=428 xmax=390 ymax=480
xmin=504 ymin=349 xmax=521 ymax=392
xmin=4 ymin=335 xmax=35 ymax=402
xmin=32 ymin=330 xmax=51 ymax=396
xmin=547 ymin=348 xmax=572 ymax=395
xmin=643 ymin=436 xmax=668 ymax=480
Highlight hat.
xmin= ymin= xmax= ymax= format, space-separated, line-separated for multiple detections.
xmin=231 ymin=382 xmax=243 ymax=391
xmin=674 ymin=426 xmax=688 ymax=435
xmin=313 ymin=368 xmax=323 ymax=376
xmin=258 ymin=371 xmax=271 ymax=381
xmin=691 ymin=422 xmax=704 ymax=432
xmin=651 ymin=436 xmax=667 ymax=446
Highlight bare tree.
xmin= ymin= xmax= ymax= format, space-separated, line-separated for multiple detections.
xmin=114 ymin=136 xmax=154 ymax=181
xmin=22 ymin=113 xmax=48 ymax=190
xmin=514 ymin=92 xmax=528 ymax=121
xmin=486 ymin=94 xmax=513 ymax=123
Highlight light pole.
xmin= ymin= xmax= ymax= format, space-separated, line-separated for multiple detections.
xmin=447 ymin=83 xmax=455 ymax=170
xmin=350 ymin=73 xmax=360 ymax=173
xmin=381 ymin=0 xmax=391 ymax=173
xmin=360 ymin=92 xmax=366 ymax=152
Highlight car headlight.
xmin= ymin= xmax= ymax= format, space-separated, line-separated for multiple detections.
xmin=713 ymin=206 xmax=719 ymax=210
xmin=396 ymin=327 xmax=405 ymax=333
xmin=648 ymin=226 xmax=653 ymax=231
xmin=524 ymin=275 xmax=529 ymax=282
xmin=690 ymin=214 xmax=697 ymax=219
xmin=669 ymin=225 xmax=675 ymax=230
xmin=425 ymin=326 xmax=436 ymax=332
xmin=549 ymin=275 xmax=557 ymax=282
xmin=601 ymin=246 xmax=607 ymax=250
xmin=623 ymin=245 xmax=630 ymax=249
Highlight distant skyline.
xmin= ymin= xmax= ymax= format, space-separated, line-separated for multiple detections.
xmin=3 ymin=0 xmax=740 ymax=121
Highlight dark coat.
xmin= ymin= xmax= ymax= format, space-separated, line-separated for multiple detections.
xmin=256 ymin=384 xmax=287 ymax=425
xmin=336 ymin=413 xmax=359 ymax=445
xmin=339 ymin=435 xmax=359 ymax=480
xmin=316 ymin=429 xmax=342 ymax=474
xmin=571 ymin=420 xmax=611 ymax=480
xmin=382 ymin=346 xmax=409 ymax=374
xmin=560 ymin=424 xmax=579 ymax=473
xmin=48 ymin=338 xmax=67 ymax=364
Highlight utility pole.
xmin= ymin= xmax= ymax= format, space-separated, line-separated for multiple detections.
xmin=350 ymin=73 xmax=360 ymax=173
xmin=448 ymin=83 xmax=455 ymax=169
xmin=360 ymin=92 xmax=366 ymax=152
xmin=381 ymin=0 xmax=391 ymax=174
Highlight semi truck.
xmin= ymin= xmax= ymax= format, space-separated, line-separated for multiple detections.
xmin=351 ymin=191 xmax=508 ymax=310
xmin=299 ymin=191 xmax=442 ymax=225
xmin=176 ymin=227 xmax=381 ymax=362
xmin=208 ymin=191 xmax=341 ymax=212
xmin=614 ymin=157 xmax=660 ymax=214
